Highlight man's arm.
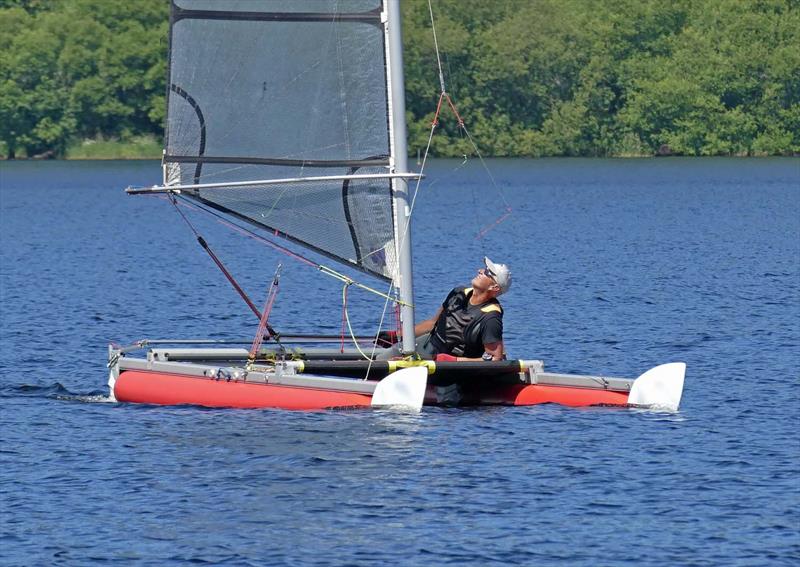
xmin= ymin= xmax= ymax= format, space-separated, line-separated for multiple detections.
xmin=482 ymin=341 xmax=505 ymax=361
xmin=414 ymin=307 xmax=442 ymax=337
xmin=437 ymin=342 xmax=505 ymax=362
xmin=375 ymin=306 xmax=442 ymax=347
xmin=479 ymin=316 xmax=504 ymax=360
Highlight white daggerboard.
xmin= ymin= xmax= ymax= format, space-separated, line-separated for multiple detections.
xmin=371 ymin=367 xmax=428 ymax=410
xmin=628 ymin=362 xmax=686 ymax=411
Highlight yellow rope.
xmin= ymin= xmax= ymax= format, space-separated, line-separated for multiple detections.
xmin=319 ymin=265 xmax=412 ymax=307
xmin=342 ymin=282 xmax=373 ymax=361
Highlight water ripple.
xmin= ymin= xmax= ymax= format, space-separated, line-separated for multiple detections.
xmin=1 ymin=159 xmax=799 ymax=565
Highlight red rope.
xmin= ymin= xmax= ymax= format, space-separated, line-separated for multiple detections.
xmin=476 ymin=206 xmax=514 ymax=239
xmin=432 ymin=92 xmax=445 ymax=126
xmin=174 ymin=195 xmax=317 ymax=269
xmin=340 ymin=285 xmax=349 ymax=354
xmin=431 ymin=93 xmax=513 ymax=240
xmin=248 ymin=275 xmax=280 ymax=364
xmin=444 ymin=93 xmax=465 ymax=127
xmin=170 ymin=195 xmax=261 ymax=317
xmin=169 ymin=195 xmax=283 ymax=338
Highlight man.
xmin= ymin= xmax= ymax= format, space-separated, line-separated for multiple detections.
xmin=378 ymin=257 xmax=511 ymax=361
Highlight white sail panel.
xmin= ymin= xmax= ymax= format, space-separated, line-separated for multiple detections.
xmin=165 ymin=0 xmax=396 ymax=280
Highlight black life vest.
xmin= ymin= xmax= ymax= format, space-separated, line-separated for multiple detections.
xmin=429 ymin=287 xmax=503 ymax=358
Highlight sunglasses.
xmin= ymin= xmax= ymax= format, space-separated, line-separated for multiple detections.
xmin=479 ymin=267 xmax=497 ymax=282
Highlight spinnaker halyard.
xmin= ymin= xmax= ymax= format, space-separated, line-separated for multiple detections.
xmin=109 ymin=0 xmax=686 ymax=411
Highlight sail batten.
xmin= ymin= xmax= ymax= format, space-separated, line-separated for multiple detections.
xmin=165 ymin=0 xmax=396 ymax=280
xmin=173 ymin=8 xmax=382 ymax=24
xmin=164 ymin=155 xmax=390 ymax=168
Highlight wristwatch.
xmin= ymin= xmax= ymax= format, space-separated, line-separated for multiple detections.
xmin=482 ymin=352 xmax=493 ymax=361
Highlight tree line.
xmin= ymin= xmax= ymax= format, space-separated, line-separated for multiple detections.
xmin=1 ymin=0 xmax=797 ymax=159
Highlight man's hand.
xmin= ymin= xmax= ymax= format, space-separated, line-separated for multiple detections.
xmin=483 ymin=341 xmax=505 ymax=361
xmin=375 ymin=330 xmax=399 ymax=348
xmin=434 ymin=353 xmax=458 ymax=362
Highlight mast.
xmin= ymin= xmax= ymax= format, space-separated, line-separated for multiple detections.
xmin=385 ymin=0 xmax=416 ymax=355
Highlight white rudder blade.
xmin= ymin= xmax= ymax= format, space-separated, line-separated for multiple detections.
xmin=371 ymin=367 xmax=428 ymax=410
xmin=628 ymin=362 xmax=686 ymax=411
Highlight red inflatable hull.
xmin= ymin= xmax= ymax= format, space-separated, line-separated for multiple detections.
xmin=114 ymin=370 xmax=631 ymax=410
xmin=470 ymin=383 xmax=630 ymax=407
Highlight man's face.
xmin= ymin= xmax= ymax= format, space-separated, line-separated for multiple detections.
xmin=472 ymin=266 xmax=498 ymax=292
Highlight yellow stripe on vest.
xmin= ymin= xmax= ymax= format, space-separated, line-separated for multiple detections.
xmin=481 ymin=304 xmax=502 ymax=313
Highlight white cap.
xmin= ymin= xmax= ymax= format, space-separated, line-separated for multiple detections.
xmin=484 ymin=257 xmax=511 ymax=295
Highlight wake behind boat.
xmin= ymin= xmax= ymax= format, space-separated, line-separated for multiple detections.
xmin=108 ymin=0 xmax=685 ymax=411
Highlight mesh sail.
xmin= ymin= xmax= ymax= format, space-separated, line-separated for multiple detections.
xmin=165 ymin=0 xmax=396 ymax=281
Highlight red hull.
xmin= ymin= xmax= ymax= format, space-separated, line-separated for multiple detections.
xmin=471 ymin=383 xmax=629 ymax=407
xmin=115 ymin=370 xmax=631 ymax=409
xmin=115 ymin=370 xmax=374 ymax=410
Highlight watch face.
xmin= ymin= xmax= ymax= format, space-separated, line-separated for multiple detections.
xmin=482 ymin=352 xmax=492 ymax=361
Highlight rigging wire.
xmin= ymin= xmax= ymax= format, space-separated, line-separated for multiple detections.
xmin=362 ymin=0 xmax=454 ymax=366
xmin=247 ymin=264 xmax=282 ymax=368
xmin=169 ymin=194 xmax=406 ymax=306
xmin=168 ymin=194 xmax=284 ymax=344
xmin=428 ymin=0 xmax=447 ymax=94
xmin=368 ymin=0 xmax=479 ymax=365
xmin=365 ymin=0 xmax=520 ymax=367
xmin=423 ymin=0 xmax=513 ymax=244
xmin=159 ymin=1 xmax=517 ymax=369
xmin=168 ymin=192 xmax=405 ymax=365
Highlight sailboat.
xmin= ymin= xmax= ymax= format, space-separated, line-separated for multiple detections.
xmin=108 ymin=0 xmax=685 ymax=411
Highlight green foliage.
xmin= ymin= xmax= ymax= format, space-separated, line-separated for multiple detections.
xmin=0 ymin=0 xmax=797 ymax=158
xmin=614 ymin=0 xmax=799 ymax=155
xmin=0 ymin=0 xmax=166 ymax=158
xmin=404 ymin=0 xmax=799 ymax=156
xmin=65 ymin=134 xmax=161 ymax=159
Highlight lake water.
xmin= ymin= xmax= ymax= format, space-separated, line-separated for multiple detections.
xmin=1 ymin=158 xmax=798 ymax=565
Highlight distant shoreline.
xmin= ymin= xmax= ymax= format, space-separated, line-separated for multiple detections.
xmin=3 ymin=154 xmax=796 ymax=161
xmin=2 ymin=147 xmax=796 ymax=161
xmin=3 ymin=135 xmax=797 ymax=161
